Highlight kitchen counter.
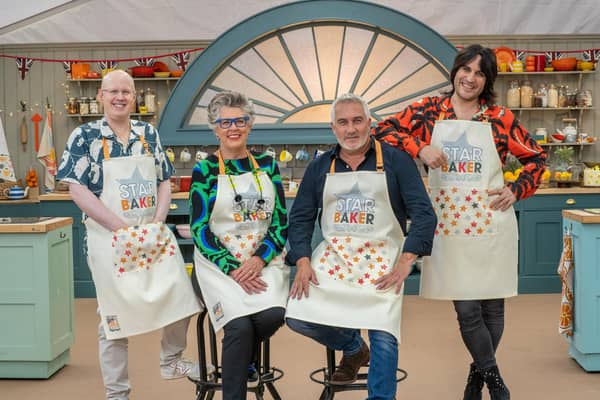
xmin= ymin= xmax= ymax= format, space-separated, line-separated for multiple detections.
xmin=0 ymin=216 xmax=73 ymax=233
xmin=38 ymin=186 xmax=600 ymax=201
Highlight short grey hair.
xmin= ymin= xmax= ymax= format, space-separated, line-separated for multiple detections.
xmin=330 ymin=93 xmax=371 ymax=122
xmin=207 ymin=91 xmax=256 ymax=129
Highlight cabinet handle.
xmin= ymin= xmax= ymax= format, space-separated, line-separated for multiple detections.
xmin=169 ymin=203 xmax=178 ymax=210
xmin=565 ymin=198 xmax=576 ymax=205
xmin=60 ymin=232 xmax=67 ymax=238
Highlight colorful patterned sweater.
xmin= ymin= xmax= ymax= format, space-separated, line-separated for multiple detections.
xmin=372 ymin=95 xmax=547 ymax=200
xmin=190 ymin=152 xmax=288 ymax=275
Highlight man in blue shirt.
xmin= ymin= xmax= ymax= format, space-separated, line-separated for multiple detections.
xmin=285 ymin=93 xmax=436 ymax=400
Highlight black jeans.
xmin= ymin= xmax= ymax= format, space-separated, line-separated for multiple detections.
xmin=221 ymin=307 xmax=285 ymax=400
xmin=453 ymin=299 xmax=504 ymax=370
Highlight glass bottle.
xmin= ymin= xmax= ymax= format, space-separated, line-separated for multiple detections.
xmin=144 ymin=88 xmax=157 ymax=113
xmin=537 ymin=82 xmax=548 ymax=107
xmin=520 ymin=79 xmax=533 ymax=108
xmin=547 ymin=84 xmax=558 ymax=108
xmin=506 ymin=80 xmax=520 ymax=108
xmin=136 ymin=89 xmax=145 ymax=113
xmin=89 ymin=98 xmax=99 ymax=114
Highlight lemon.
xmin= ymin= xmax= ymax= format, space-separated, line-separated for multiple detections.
xmin=514 ymin=168 xmax=523 ymax=177
xmin=560 ymin=171 xmax=571 ymax=180
xmin=503 ymin=171 xmax=515 ymax=181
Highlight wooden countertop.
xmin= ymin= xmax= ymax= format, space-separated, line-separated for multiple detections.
xmin=562 ymin=209 xmax=600 ymax=224
xmin=0 ymin=217 xmax=73 ymax=233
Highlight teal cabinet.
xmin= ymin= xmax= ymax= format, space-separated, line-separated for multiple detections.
xmin=42 ymin=201 xmax=94 ymax=298
xmin=0 ymin=218 xmax=74 ymax=378
xmin=563 ymin=210 xmax=600 ymax=371
xmin=516 ymin=193 xmax=600 ymax=293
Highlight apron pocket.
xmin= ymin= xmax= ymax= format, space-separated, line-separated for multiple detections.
xmin=112 ymin=222 xmax=178 ymax=276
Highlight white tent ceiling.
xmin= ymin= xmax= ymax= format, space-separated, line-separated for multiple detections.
xmin=1 ymin=0 xmax=599 ymax=45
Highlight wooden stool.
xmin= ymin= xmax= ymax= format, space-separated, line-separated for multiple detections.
xmin=309 ymin=347 xmax=407 ymax=400
xmin=190 ymin=302 xmax=284 ymax=400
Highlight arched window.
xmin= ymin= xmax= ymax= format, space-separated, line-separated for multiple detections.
xmin=159 ymin=0 xmax=456 ymax=145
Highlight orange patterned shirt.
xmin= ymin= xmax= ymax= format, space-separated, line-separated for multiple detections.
xmin=372 ymin=95 xmax=547 ymax=200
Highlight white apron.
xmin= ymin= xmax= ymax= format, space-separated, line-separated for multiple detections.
xmin=421 ymin=118 xmax=518 ymax=300
xmin=86 ymin=137 xmax=201 ymax=340
xmin=286 ymin=141 xmax=405 ymax=341
xmin=194 ymin=152 xmax=289 ymax=333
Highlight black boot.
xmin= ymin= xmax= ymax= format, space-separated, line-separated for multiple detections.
xmin=481 ymin=365 xmax=510 ymax=400
xmin=463 ymin=363 xmax=483 ymax=400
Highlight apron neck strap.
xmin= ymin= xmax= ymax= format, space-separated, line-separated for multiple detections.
xmin=102 ymin=135 xmax=149 ymax=160
xmin=329 ymin=140 xmax=383 ymax=174
xmin=216 ymin=150 xmax=259 ymax=175
xmin=438 ymin=111 xmax=446 ymax=121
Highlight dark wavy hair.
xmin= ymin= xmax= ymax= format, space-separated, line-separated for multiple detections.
xmin=448 ymin=44 xmax=498 ymax=104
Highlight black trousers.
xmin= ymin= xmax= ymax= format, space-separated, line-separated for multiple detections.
xmin=221 ymin=307 xmax=285 ymax=400
xmin=453 ymin=299 xmax=505 ymax=370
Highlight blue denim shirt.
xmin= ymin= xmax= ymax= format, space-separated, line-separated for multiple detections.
xmin=56 ymin=118 xmax=173 ymax=197
xmin=285 ymin=138 xmax=436 ymax=265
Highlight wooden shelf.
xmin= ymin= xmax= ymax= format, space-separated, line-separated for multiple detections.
xmin=498 ymin=71 xmax=596 ymax=76
xmin=510 ymin=107 xmax=593 ymax=111
xmin=67 ymin=77 xmax=179 ymax=82
xmin=540 ymin=142 xmax=596 ymax=147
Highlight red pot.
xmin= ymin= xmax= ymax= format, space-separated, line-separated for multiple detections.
xmin=129 ymin=66 xmax=155 ymax=77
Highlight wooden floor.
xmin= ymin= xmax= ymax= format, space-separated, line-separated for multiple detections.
xmin=1 ymin=294 xmax=599 ymax=399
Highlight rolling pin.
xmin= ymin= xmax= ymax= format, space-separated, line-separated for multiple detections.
xmin=20 ymin=115 xmax=28 ymax=151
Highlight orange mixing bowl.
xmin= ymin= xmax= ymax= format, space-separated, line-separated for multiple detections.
xmin=551 ymin=57 xmax=577 ymax=71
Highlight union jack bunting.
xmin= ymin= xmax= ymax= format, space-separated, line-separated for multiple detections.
xmin=545 ymin=51 xmax=563 ymax=61
xmin=170 ymin=52 xmax=190 ymax=71
xmin=134 ymin=58 xmax=154 ymax=66
xmin=582 ymin=49 xmax=600 ymax=63
xmin=62 ymin=61 xmax=74 ymax=74
xmin=16 ymin=57 xmax=33 ymax=80
xmin=98 ymin=60 xmax=118 ymax=71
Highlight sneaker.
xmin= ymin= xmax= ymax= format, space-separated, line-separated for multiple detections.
xmin=160 ymin=358 xmax=215 ymax=380
xmin=330 ymin=343 xmax=370 ymax=385
xmin=247 ymin=362 xmax=260 ymax=388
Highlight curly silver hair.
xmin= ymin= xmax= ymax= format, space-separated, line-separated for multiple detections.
xmin=207 ymin=91 xmax=256 ymax=129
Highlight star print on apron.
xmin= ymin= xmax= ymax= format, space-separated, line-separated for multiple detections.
xmin=86 ymin=136 xmax=201 ymax=340
xmin=286 ymin=140 xmax=405 ymax=341
xmin=194 ymin=152 xmax=289 ymax=333
xmin=421 ymin=117 xmax=518 ymax=300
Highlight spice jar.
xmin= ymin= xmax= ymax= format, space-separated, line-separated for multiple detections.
xmin=144 ymin=88 xmax=156 ymax=113
xmin=534 ymin=127 xmax=548 ymax=144
xmin=506 ymin=80 xmax=520 ymax=108
xmin=136 ymin=89 xmax=145 ymax=113
xmin=520 ymin=79 xmax=533 ymax=108
xmin=79 ymin=97 xmax=90 ymax=115
xmin=67 ymin=97 xmax=79 ymax=114
xmin=547 ymin=84 xmax=558 ymax=108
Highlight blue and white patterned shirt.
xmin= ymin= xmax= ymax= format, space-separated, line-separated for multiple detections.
xmin=57 ymin=118 xmax=174 ymax=197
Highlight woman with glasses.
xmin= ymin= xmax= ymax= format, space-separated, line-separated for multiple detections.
xmin=190 ymin=91 xmax=289 ymax=400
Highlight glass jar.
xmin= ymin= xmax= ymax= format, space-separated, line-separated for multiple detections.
xmin=576 ymin=89 xmax=593 ymax=107
xmin=536 ymin=83 xmax=548 ymax=107
xmin=144 ymin=88 xmax=157 ymax=113
xmin=67 ymin=97 xmax=78 ymax=114
xmin=558 ymin=85 xmax=568 ymax=107
xmin=79 ymin=97 xmax=89 ymax=115
xmin=506 ymin=80 xmax=520 ymax=108
xmin=520 ymin=79 xmax=533 ymax=108
xmin=547 ymin=84 xmax=558 ymax=108
xmin=89 ymin=98 xmax=99 ymax=114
